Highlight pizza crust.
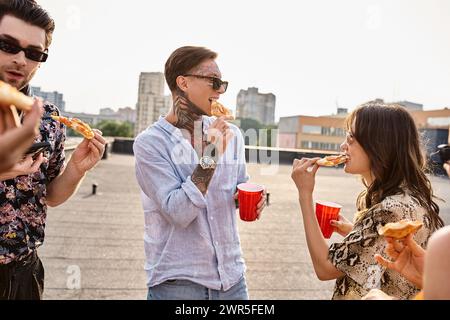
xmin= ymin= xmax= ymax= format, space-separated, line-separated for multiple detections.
xmin=378 ymin=219 xmax=423 ymax=239
xmin=0 ymin=80 xmax=34 ymax=111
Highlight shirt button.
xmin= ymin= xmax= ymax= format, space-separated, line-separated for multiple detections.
xmin=210 ymin=216 xmax=214 ymax=220
xmin=215 ymin=241 xmax=219 ymax=246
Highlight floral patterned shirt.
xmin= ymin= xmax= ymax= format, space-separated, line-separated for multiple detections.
xmin=328 ymin=191 xmax=433 ymax=300
xmin=0 ymin=87 xmax=66 ymax=265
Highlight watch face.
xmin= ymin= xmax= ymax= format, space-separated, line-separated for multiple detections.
xmin=204 ymin=157 xmax=212 ymax=166
xmin=201 ymin=156 xmax=215 ymax=169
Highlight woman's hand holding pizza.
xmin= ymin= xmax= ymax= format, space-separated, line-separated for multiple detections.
xmin=291 ymin=158 xmax=321 ymax=197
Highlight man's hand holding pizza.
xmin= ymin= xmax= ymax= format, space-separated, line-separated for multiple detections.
xmin=0 ymin=81 xmax=44 ymax=176
xmin=69 ymin=129 xmax=107 ymax=177
xmin=49 ymin=116 xmax=106 ymax=177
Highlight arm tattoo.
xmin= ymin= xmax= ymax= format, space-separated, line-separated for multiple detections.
xmin=173 ymin=90 xmax=216 ymax=194
xmin=192 ymin=165 xmax=216 ymax=195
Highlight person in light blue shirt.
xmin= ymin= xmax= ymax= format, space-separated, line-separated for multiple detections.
xmin=134 ymin=46 xmax=266 ymax=300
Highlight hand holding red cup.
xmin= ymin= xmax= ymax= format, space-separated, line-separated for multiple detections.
xmin=237 ymin=183 xmax=265 ymax=222
xmin=315 ymin=201 xmax=342 ymax=239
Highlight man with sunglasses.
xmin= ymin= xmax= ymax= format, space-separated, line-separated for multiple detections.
xmin=0 ymin=0 xmax=106 ymax=300
xmin=134 ymin=46 xmax=266 ymax=300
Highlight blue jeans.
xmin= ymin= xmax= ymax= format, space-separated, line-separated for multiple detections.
xmin=147 ymin=277 xmax=249 ymax=300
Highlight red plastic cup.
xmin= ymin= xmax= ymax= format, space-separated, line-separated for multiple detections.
xmin=315 ymin=201 xmax=342 ymax=239
xmin=237 ymin=183 xmax=264 ymax=222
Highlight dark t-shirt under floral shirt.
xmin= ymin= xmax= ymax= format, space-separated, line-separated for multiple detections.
xmin=0 ymin=92 xmax=65 ymax=265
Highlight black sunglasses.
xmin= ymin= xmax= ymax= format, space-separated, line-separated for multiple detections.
xmin=183 ymin=74 xmax=228 ymax=92
xmin=0 ymin=39 xmax=48 ymax=62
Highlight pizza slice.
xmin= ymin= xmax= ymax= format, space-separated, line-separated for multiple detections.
xmin=317 ymin=154 xmax=349 ymax=167
xmin=211 ymin=101 xmax=234 ymax=119
xmin=51 ymin=115 xmax=95 ymax=140
xmin=378 ymin=219 xmax=423 ymax=239
xmin=0 ymin=80 xmax=34 ymax=111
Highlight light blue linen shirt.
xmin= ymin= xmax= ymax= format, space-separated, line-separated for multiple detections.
xmin=134 ymin=116 xmax=249 ymax=291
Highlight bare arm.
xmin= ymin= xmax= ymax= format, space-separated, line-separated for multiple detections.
xmin=191 ymin=166 xmax=216 ymax=195
xmin=46 ymin=131 xmax=105 ymax=207
xmin=292 ymin=158 xmax=344 ymax=281
xmin=45 ymin=160 xmax=86 ymax=207
xmin=423 ymin=226 xmax=450 ymax=299
xmin=299 ymin=192 xmax=344 ymax=280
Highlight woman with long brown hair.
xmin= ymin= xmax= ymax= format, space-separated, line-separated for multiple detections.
xmin=291 ymin=100 xmax=444 ymax=300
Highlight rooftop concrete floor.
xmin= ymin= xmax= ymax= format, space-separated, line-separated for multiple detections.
xmin=41 ymin=154 xmax=450 ymax=300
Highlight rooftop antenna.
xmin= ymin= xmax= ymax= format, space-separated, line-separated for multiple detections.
xmin=335 ymin=97 xmax=340 ymax=115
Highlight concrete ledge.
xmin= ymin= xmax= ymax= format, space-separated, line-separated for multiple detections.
xmin=111 ymin=138 xmax=134 ymax=155
xmin=111 ymin=138 xmax=342 ymax=165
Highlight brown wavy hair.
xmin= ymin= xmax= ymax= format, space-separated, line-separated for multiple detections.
xmin=0 ymin=0 xmax=55 ymax=48
xmin=347 ymin=100 xmax=443 ymax=231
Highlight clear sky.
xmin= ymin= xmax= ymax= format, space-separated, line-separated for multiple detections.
xmin=35 ymin=0 xmax=450 ymax=120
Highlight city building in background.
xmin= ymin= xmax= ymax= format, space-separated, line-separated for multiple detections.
xmin=62 ymin=108 xmax=135 ymax=126
xmin=61 ymin=111 xmax=116 ymax=126
xmin=100 ymin=106 xmax=136 ymax=123
xmin=31 ymin=86 xmax=66 ymax=111
xmin=236 ymin=87 xmax=276 ymax=125
xmin=135 ymin=72 xmax=172 ymax=136
xmin=410 ymin=108 xmax=450 ymax=158
xmin=410 ymin=108 xmax=450 ymax=130
xmin=278 ymin=111 xmax=346 ymax=152
xmin=278 ymin=105 xmax=450 ymax=155
xmin=99 ymin=108 xmax=115 ymax=115
xmin=397 ymin=100 xmax=424 ymax=112
xmin=116 ymin=107 xmax=137 ymax=123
